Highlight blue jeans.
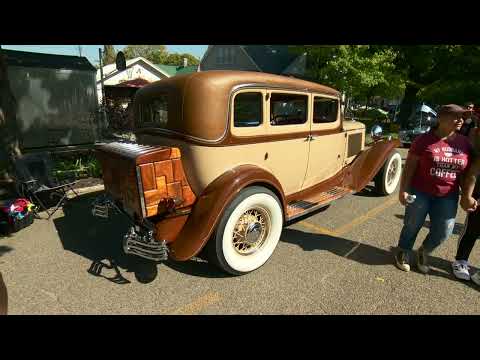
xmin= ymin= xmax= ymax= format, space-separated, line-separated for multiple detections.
xmin=397 ymin=188 xmax=459 ymax=253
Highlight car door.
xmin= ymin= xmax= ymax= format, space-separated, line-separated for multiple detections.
xmin=301 ymin=94 xmax=346 ymax=190
xmin=263 ymin=90 xmax=310 ymax=196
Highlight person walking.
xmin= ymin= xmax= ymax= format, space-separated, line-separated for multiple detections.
xmin=453 ymin=108 xmax=480 ymax=283
xmin=395 ymin=104 xmax=473 ymax=273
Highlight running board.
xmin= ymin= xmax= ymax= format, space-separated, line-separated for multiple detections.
xmin=286 ymin=186 xmax=352 ymax=221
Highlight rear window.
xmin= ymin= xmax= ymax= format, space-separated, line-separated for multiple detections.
xmin=234 ymin=92 xmax=263 ymax=127
xmin=138 ymin=95 xmax=168 ymax=128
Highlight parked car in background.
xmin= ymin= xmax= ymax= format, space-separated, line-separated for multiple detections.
xmin=92 ymin=71 xmax=401 ymax=276
xmin=398 ymin=103 xmax=437 ymax=147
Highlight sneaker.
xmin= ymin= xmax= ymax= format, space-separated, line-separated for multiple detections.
xmin=471 ymin=271 xmax=480 ymax=286
xmin=452 ymin=260 xmax=470 ymax=281
xmin=395 ymin=250 xmax=410 ymax=272
xmin=417 ymin=246 xmax=430 ymax=274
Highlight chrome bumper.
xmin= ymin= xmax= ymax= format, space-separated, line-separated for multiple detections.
xmin=91 ymin=194 xmax=169 ymax=262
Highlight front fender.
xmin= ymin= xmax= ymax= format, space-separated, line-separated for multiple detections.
xmin=169 ymin=165 xmax=285 ymax=261
xmin=343 ymin=138 xmax=400 ymax=192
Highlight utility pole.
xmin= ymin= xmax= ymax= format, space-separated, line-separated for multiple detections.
xmin=78 ymin=45 xmax=82 ymax=57
xmin=98 ymin=48 xmax=108 ymax=132
xmin=99 ymin=48 xmax=105 ymax=105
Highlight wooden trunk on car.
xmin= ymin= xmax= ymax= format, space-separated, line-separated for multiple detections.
xmin=95 ymin=143 xmax=196 ymax=239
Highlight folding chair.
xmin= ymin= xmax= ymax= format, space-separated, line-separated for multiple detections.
xmin=14 ymin=152 xmax=79 ymax=220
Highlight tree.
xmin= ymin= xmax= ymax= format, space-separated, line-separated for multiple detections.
xmin=122 ymin=45 xmax=168 ymax=63
xmin=102 ymin=45 xmax=116 ymax=65
xmin=387 ymin=45 xmax=480 ymax=127
xmin=298 ymin=45 xmax=405 ymax=113
xmin=163 ymin=53 xmax=199 ymax=66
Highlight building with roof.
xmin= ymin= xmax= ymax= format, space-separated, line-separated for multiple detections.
xmin=199 ymin=45 xmax=306 ymax=77
xmin=1 ymin=49 xmax=99 ymax=150
xmin=97 ymin=57 xmax=198 ymax=105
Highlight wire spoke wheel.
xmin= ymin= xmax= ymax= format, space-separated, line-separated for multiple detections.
xmin=232 ymin=207 xmax=271 ymax=255
xmin=387 ymin=157 xmax=400 ymax=186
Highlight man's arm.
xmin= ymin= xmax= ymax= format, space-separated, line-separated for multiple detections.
xmin=398 ymin=153 xmax=419 ymax=206
xmin=460 ymin=157 xmax=480 ymax=211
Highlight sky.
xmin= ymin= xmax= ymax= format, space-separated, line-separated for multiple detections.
xmin=1 ymin=45 xmax=208 ymax=66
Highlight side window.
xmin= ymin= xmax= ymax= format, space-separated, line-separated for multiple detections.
xmin=234 ymin=92 xmax=263 ymax=127
xmin=313 ymin=97 xmax=338 ymax=123
xmin=270 ymin=93 xmax=308 ymax=126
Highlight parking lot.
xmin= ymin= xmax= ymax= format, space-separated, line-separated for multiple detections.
xmin=1 ymin=148 xmax=479 ymax=315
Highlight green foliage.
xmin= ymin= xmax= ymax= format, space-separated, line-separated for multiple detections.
xmin=53 ymin=154 xmax=102 ymax=179
xmin=102 ymin=45 xmax=116 ymax=65
xmin=351 ymin=107 xmax=389 ymax=121
xmin=121 ymin=45 xmax=199 ymax=67
xmin=122 ymin=45 xmax=169 ymax=63
xmin=162 ymin=53 xmax=199 ymax=66
xmin=299 ymin=45 xmax=405 ymax=100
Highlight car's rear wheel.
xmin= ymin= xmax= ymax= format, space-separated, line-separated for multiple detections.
xmin=206 ymin=186 xmax=283 ymax=276
xmin=374 ymin=151 xmax=402 ymax=195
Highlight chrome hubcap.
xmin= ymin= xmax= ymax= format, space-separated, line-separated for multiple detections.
xmin=232 ymin=207 xmax=270 ymax=255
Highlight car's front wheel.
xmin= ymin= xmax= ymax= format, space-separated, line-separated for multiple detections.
xmin=374 ymin=150 xmax=402 ymax=195
xmin=206 ymin=186 xmax=283 ymax=276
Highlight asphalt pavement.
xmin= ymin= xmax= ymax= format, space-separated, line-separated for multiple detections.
xmin=1 ymin=148 xmax=479 ymax=314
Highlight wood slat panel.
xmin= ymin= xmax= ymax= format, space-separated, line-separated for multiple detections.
xmin=181 ymin=185 xmax=196 ymax=207
xmin=140 ymin=163 xmax=156 ymax=191
xmin=170 ymin=148 xmax=181 ymax=159
xmin=154 ymin=160 xmax=174 ymax=183
xmin=167 ymin=182 xmax=182 ymax=198
xmin=144 ymin=189 xmax=167 ymax=206
xmin=146 ymin=205 xmax=158 ymax=217
xmin=172 ymin=158 xmax=188 ymax=186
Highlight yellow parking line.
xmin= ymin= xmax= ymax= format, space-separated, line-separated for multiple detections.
xmin=297 ymin=221 xmax=339 ymax=237
xmin=170 ymin=291 xmax=222 ymax=315
xmin=298 ymin=196 xmax=398 ymax=237
xmin=334 ymin=196 xmax=399 ymax=236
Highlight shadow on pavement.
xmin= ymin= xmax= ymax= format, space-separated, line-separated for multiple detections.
xmin=394 ymin=214 xmax=465 ymax=236
xmin=352 ymin=185 xmax=383 ymax=198
xmin=0 ymin=245 xmax=13 ymax=257
xmin=164 ymin=258 xmax=230 ymax=279
xmin=281 ymin=228 xmax=480 ymax=291
xmin=53 ymin=192 xmax=160 ymax=284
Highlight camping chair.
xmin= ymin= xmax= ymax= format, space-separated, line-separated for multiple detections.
xmin=14 ymin=152 xmax=79 ymax=220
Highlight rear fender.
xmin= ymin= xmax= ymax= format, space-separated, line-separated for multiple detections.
xmin=343 ymin=139 xmax=400 ymax=192
xmin=169 ymin=165 xmax=285 ymax=261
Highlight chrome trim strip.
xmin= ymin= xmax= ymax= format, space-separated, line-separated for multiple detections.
xmin=136 ymin=166 xmax=147 ymax=219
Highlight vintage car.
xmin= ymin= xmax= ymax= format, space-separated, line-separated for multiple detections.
xmin=93 ymin=71 xmax=402 ymax=276
xmin=398 ymin=103 xmax=437 ymax=147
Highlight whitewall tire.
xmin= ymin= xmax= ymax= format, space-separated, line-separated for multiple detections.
xmin=206 ymin=186 xmax=283 ymax=276
xmin=374 ymin=151 xmax=402 ymax=195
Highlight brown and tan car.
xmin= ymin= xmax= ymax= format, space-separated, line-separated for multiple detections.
xmin=93 ymin=71 xmax=401 ymax=275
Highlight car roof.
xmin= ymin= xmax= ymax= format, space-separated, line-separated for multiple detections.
xmin=134 ymin=71 xmax=340 ymax=142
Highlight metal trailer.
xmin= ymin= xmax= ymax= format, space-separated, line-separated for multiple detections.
xmin=3 ymin=50 xmax=101 ymax=152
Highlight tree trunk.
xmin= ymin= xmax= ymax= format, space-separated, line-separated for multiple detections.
xmin=398 ymin=84 xmax=420 ymax=128
xmin=0 ymin=48 xmax=21 ymax=187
